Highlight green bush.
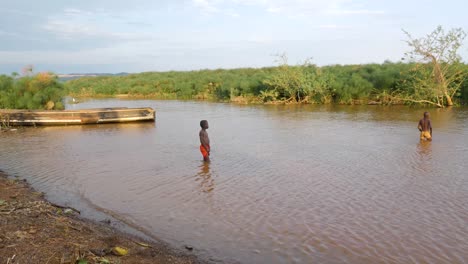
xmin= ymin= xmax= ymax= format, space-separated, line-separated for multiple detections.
xmin=64 ymin=62 xmax=468 ymax=105
xmin=0 ymin=73 xmax=65 ymax=110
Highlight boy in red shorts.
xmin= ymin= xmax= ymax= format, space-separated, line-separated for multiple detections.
xmin=199 ymin=120 xmax=211 ymax=162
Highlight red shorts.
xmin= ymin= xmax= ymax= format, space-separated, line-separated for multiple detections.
xmin=200 ymin=145 xmax=210 ymax=158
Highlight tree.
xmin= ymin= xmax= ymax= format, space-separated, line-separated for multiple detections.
xmin=262 ymin=54 xmax=324 ymax=103
xmin=401 ymin=26 xmax=467 ymax=107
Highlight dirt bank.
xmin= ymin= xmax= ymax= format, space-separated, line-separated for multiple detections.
xmin=0 ymin=171 xmax=201 ymax=264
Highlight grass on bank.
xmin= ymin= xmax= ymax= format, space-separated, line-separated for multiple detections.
xmin=1 ymin=62 xmax=467 ymax=111
xmin=65 ymin=62 xmax=468 ymax=106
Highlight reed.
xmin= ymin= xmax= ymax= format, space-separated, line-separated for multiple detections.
xmin=65 ymin=62 xmax=468 ymax=105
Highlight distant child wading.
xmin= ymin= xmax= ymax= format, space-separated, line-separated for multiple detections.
xmin=418 ymin=112 xmax=432 ymax=141
xmin=199 ymin=120 xmax=211 ymax=162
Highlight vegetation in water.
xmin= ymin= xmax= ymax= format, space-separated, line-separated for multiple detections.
xmin=0 ymin=71 xmax=65 ymax=110
xmin=0 ymin=113 xmax=11 ymax=131
xmin=64 ymin=26 xmax=468 ymax=107
xmin=394 ymin=26 xmax=468 ymax=107
xmin=65 ymin=60 xmax=468 ymax=106
xmin=1 ymin=26 xmax=467 ymax=110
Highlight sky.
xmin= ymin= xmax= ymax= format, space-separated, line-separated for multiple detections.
xmin=0 ymin=0 xmax=467 ymax=74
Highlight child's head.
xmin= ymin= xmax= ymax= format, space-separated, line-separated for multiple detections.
xmin=200 ymin=120 xmax=209 ymax=129
xmin=423 ymin=112 xmax=430 ymax=118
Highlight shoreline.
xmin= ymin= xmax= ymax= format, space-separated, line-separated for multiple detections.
xmin=68 ymin=95 xmax=468 ymax=106
xmin=0 ymin=170 xmax=204 ymax=264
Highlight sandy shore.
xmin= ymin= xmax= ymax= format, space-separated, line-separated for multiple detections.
xmin=0 ymin=171 xmax=203 ymax=264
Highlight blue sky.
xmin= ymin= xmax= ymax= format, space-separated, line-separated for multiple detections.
xmin=0 ymin=0 xmax=467 ymax=74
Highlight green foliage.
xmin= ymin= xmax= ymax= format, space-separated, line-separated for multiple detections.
xmin=66 ymin=67 xmax=277 ymax=101
xmin=400 ymin=26 xmax=468 ymax=107
xmin=64 ymin=61 xmax=468 ymax=105
xmin=320 ymin=63 xmax=414 ymax=104
xmin=460 ymin=64 xmax=468 ymax=103
xmin=0 ymin=73 xmax=65 ymax=110
xmin=262 ymin=55 xmax=321 ymax=103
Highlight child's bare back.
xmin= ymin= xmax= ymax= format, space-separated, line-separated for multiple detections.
xmin=418 ymin=112 xmax=432 ymax=141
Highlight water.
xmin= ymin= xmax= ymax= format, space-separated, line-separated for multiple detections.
xmin=1 ymin=99 xmax=467 ymax=264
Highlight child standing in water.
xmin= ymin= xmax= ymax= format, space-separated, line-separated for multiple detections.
xmin=418 ymin=112 xmax=432 ymax=141
xmin=199 ymin=120 xmax=210 ymax=162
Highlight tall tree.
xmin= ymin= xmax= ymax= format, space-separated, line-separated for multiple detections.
xmin=401 ymin=26 xmax=467 ymax=107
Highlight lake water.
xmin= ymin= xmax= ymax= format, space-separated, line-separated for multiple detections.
xmin=1 ymin=99 xmax=467 ymax=264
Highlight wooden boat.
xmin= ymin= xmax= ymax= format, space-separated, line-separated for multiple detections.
xmin=0 ymin=107 xmax=155 ymax=126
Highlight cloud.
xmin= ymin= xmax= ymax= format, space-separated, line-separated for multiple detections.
xmin=262 ymin=0 xmax=335 ymax=15
xmin=192 ymin=0 xmax=385 ymax=17
xmin=0 ymin=36 xmax=269 ymax=68
xmin=42 ymin=9 xmax=106 ymax=39
xmin=192 ymin=0 xmax=220 ymax=13
xmin=192 ymin=0 xmax=244 ymax=18
xmin=0 ymin=40 xmax=170 ymax=66
xmin=318 ymin=24 xmax=339 ymax=29
xmin=41 ymin=8 xmax=153 ymax=42
xmin=226 ymin=9 xmax=240 ymax=17
xmin=266 ymin=7 xmax=281 ymax=13
xmin=0 ymin=8 xmax=39 ymax=18
xmin=263 ymin=0 xmax=385 ymax=16
xmin=63 ymin=8 xmax=85 ymax=15
xmin=43 ymin=20 xmax=98 ymax=39
xmin=2 ymin=0 xmax=415 ymax=74
xmin=0 ymin=30 xmax=18 ymax=37
xmin=317 ymin=24 xmax=351 ymax=29
xmin=42 ymin=19 xmax=142 ymax=41
xmin=327 ymin=9 xmax=385 ymax=15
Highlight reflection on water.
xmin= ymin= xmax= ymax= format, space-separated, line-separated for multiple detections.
xmin=0 ymin=99 xmax=467 ymax=264
xmin=412 ymin=141 xmax=433 ymax=175
xmin=417 ymin=141 xmax=432 ymax=157
xmin=196 ymin=162 xmax=215 ymax=193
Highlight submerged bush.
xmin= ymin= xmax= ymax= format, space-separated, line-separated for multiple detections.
xmin=0 ymin=72 xmax=65 ymax=110
xmin=64 ymin=62 xmax=468 ymax=105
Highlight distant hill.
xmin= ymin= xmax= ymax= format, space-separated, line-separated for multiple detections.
xmin=57 ymin=72 xmax=129 ymax=81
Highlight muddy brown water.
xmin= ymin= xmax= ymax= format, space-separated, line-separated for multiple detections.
xmin=1 ymin=99 xmax=467 ymax=264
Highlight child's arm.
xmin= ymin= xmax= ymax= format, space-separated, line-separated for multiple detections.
xmin=200 ymin=131 xmax=210 ymax=152
xmin=205 ymin=136 xmax=210 ymax=153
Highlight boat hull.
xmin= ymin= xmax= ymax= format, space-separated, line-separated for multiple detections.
xmin=0 ymin=107 xmax=155 ymax=126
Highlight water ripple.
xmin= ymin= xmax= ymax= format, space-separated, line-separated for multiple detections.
xmin=0 ymin=101 xmax=467 ymax=264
